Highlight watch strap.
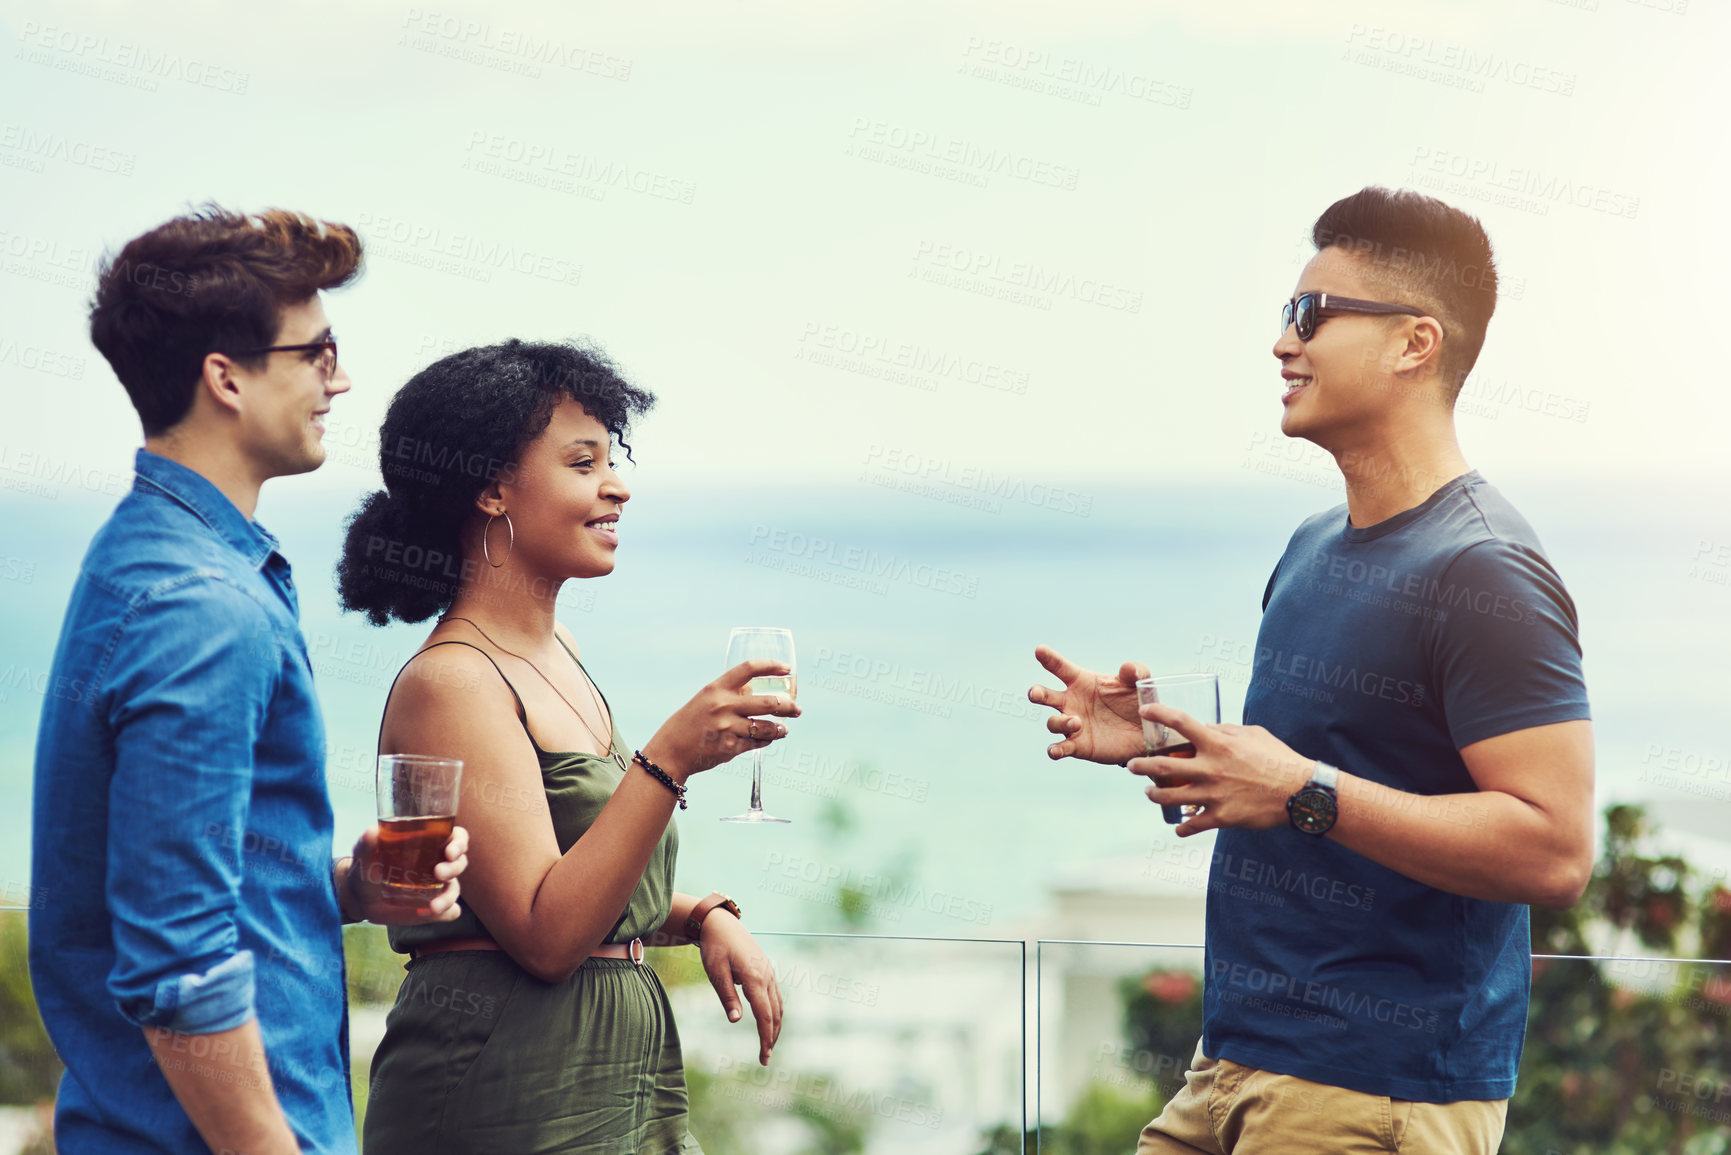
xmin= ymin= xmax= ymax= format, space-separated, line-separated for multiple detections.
xmin=684 ymin=892 xmax=741 ymax=942
xmin=1287 ymin=760 xmax=1340 ymax=835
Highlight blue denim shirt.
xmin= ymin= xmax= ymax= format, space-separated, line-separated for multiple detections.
xmin=30 ymin=449 xmax=355 ymax=1154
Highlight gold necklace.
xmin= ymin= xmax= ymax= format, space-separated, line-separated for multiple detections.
xmin=440 ymin=615 xmax=624 ymax=769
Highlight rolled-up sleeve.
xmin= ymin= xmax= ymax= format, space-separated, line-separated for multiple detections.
xmin=102 ymin=574 xmax=279 ymax=1034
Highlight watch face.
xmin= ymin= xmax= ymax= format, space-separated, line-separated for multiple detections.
xmin=1289 ymin=788 xmax=1337 ymax=834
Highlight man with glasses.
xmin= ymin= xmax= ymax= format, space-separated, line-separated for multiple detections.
xmin=30 ymin=207 xmax=468 ymax=1154
xmin=1032 ymin=187 xmax=1592 ymax=1153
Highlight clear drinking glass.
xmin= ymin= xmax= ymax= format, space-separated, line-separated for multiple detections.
xmin=1135 ymin=674 xmax=1220 ymax=825
xmin=720 ymin=626 xmax=796 ymax=824
xmin=374 ymin=754 xmax=463 ymax=900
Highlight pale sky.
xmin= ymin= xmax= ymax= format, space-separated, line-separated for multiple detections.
xmin=3 ymin=0 xmax=1726 ymax=492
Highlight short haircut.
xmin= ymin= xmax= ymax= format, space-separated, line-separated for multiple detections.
xmin=1311 ymin=187 xmax=1496 ymax=390
xmin=89 ymin=205 xmax=364 ymax=435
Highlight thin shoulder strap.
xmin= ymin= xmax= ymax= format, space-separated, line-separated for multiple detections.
xmin=375 ymin=639 xmax=532 ymax=753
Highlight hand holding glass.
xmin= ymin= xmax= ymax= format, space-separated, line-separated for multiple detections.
xmin=1136 ymin=674 xmax=1220 ymax=825
xmin=721 ymin=627 xmax=796 ymax=824
xmin=374 ymin=754 xmax=463 ymax=900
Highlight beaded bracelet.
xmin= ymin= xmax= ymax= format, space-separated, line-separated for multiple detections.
xmin=634 ymin=749 xmax=688 ymax=809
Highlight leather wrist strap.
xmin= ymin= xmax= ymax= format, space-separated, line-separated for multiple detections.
xmin=684 ymin=892 xmax=741 ymax=942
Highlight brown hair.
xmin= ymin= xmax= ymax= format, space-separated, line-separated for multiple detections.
xmin=89 ymin=205 xmax=364 ymax=435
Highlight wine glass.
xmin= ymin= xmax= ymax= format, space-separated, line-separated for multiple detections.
xmin=1136 ymin=674 xmax=1220 ymax=825
xmin=720 ymin=626 xmax=796 ymax=824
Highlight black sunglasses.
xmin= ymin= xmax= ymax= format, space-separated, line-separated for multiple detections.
xmin=1280 ymin=293 xmax=1427 ymax=341
xmin=228 ymin=337 xmax=339 ymax=381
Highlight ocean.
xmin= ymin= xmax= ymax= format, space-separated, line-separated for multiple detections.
xmin=3 ymin=468 xmax=1728 ymax=939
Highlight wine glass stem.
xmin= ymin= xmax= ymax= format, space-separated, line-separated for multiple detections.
xmin=749 ymin=747 xmax=765 ymax=812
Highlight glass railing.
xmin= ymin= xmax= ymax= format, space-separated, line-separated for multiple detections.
xmin=1 ymin=911 xmax=1026 ymax=1154
xmin=0 ymin=907 xmax=57 ymax=1155
xmin=1514 ymin=953 xmax=1731 ymax=1153
xmin=656 ymin=931 xmax=1027 ymax=1154
xmin=347 ymin=923 xmax=1030 ymax=1154
xmin=1034 ymin=940 xmax=1731 ymax=1155
xmin=1034 ymin=940 xmax=1204 ymax=1155
xmin=8 ymin=907 xmax=1731 ymax=1155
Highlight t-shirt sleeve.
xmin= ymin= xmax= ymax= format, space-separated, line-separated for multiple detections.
xmin=1260 ymin=558 xmax=1282 ymax=612
xmin=1425 ymin=538 xmax=1591 ymax=750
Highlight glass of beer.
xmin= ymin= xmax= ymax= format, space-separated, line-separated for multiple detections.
xmin=1136 ymin=674 xmax=1220 ymax=825
xmin=374 ymin=754 xmax=463 ymax=901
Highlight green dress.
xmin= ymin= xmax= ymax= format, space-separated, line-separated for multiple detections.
xmin=363 ymin=640 xmax=703 ymax=1154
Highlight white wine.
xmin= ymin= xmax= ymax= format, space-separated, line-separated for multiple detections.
xmin=722 ymin=626 xmax=797 ymax=823
xmin=749 ymin=674 xmax=798 ymax=699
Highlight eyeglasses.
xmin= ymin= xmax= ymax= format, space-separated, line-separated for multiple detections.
xmin=1280 ymin=292 xmax=1428 ymax=341
xmin=229 ymin=337 xmax=339 ymax=383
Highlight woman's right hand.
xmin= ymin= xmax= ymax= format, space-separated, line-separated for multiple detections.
xmin=642 ymin=659 xmax=801 ymax=779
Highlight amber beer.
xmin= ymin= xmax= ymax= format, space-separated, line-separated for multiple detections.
xmin=1146 ymin=740 xmax=1197 ymax=824
xmin=375 ymin=754 xmax=463 ymax=902
xmin=1136 ymin=675 xmax=1220 ymax=825
xmin=376 ymin=814 xmax=456 ymax=897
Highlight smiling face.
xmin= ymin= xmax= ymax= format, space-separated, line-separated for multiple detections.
xmin=232 ymin=295 xmax=351 ymax=478
xmin=1272 ymin=247 xmax=1434 ymax=450
xmin=490 ymin=396 xmax=630 ymax=580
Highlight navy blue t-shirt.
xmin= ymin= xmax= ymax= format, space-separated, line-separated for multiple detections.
xmin=1201 ymin=470 xmax=1590 ymax=1102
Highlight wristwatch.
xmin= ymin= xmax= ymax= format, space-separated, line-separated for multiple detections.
xmin=1286 ymin=762 xmax=1340 ymax=836
xmin=685 ymin=892 xmax=742 ymax=942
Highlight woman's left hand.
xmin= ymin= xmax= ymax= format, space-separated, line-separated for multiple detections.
xmin=341 ymin=824 xmax=469 ymax=924
xmin=699 ymin=915 xmax=783 ymax=1065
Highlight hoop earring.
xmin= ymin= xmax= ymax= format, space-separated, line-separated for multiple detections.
xmin=483 ymin=512 xmax=514 ymax=568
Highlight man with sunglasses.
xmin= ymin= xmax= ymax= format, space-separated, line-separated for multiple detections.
xmin=1032 ymin=187 xmax=1592 ymax=1153
xmin=30 ymin=208 xmax=468 ymax=1154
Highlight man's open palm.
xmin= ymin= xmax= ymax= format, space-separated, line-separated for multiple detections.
xmin=1028 ymin=646 xmax=1149 ymax=765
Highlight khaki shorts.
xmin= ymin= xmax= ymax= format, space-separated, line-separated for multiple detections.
xmin=1136 ymin=1041 xmax=1508 ymax=1155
